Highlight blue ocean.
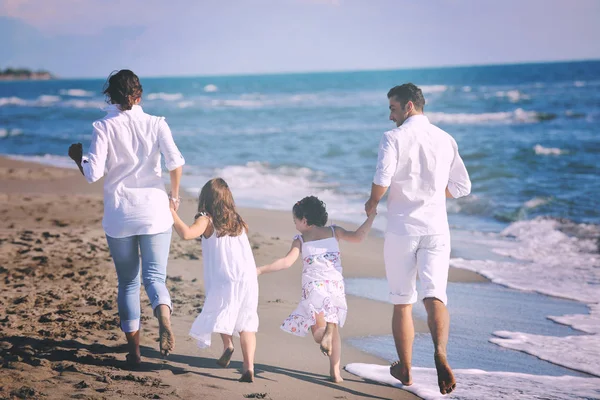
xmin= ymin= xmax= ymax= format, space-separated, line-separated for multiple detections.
xmin=2 ymin=60 xmax=600 ymax=399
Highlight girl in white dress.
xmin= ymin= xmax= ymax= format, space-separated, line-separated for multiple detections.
xmin=170 ymin=178 xmax=258 ymax=383
xmin=257 ymin=196 xmax=376 ymax=382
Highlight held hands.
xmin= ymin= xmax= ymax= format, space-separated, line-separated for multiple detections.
xmin=68 ymin=143 xmax=83 ymax=164
xmin=364 ymin=198 xmax=378 ymax=217
xmin=169 ymin=193 xmax=181 ymax=212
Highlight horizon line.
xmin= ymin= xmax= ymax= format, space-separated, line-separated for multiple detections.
xmin=9 ymin=57 xmax=600 ymax=81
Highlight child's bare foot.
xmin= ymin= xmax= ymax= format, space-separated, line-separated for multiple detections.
xmin=239 ymin=370 xmax=254 ymax=383
xmin=158 ymin=315 xmax=175 ymax=357
xmin=434 ymin=353 xmax=456 ymax=395
xmin=320 ymin=323 xmax=334 ymax=356
xmin=330 ymin=368 xmax=343 ymax=383
xmin=125 ymin=353 xmax=141 ymax=370
xmin=390 ymin=360 xmax=412 ymax=386
xmin=216 ymin=347 xmax=234 ymax=368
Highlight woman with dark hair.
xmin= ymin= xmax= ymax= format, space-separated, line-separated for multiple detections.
xmin=68 ymin=69 xmax=185 ymax=366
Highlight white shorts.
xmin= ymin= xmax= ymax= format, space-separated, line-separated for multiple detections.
xmin=384 ymin=232 xmax=451 ymax=305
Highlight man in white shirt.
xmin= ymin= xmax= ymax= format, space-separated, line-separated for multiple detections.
xmin=365 ymin=83 xmax=471 ymax=395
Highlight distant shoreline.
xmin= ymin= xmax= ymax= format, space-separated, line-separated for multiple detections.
xmin=0 ymin=69 xmax=55 ymax=81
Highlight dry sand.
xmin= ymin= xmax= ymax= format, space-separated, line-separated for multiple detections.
xmin=0 ymin=156 xmax=485 ymax=399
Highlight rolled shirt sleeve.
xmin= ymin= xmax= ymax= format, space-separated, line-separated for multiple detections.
xmin=82 ymin=122 xmax=108 ymax=183
xmin=373 ymin=132 xmax=398 ymax=187
xmin=157 ymin=118 xmax=185 ymax=171
xmin=447 ymin=140 xmax=471 ymax=199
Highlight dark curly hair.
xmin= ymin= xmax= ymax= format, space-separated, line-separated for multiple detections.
xmin=387 ymin=83 xmax=425 ymax=112
xmin=102 ymin=69 xmax=143 ymax=111
xmin=293 ymin=196 xmax=328 ymax=227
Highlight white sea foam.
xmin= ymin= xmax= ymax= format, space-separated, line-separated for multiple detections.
xmin=59 ymin=89 xmax=95 ymax=97
xmin=0 ymin=128 xmax=22 ymax=138
xmin=549 ymin=303 xmax=600 ymax=334
xmin=203 ymin=84 xmax=218 ymax=92
xmin=146 ymin=92 xmax=184 ymax=101
xmin=0 ymin=96 xmax=104 ymax=109
xmin=494 ymin=90 xmax=530 ymax=102
xmin=63 ymin=99 xmax=105 ymax=109
xmin=428 ymin=109 xmax=540 ymax=125
xmin=36 ymin=95 xmax=61 ymax=104
xmin=0 ymin=96 xmax=28 ymax=106
xmin=533 ymin=144 xmax=565 ymax=155
xmin=574 ymin=81 xmax=586 ymax=87
xmin=345 ymin=363 xmax=600 ymax=400
xmin=523 ymin=197 xmax=549 ymax=209
xmin=450 ymin=217 xmax=600 ymax=378
xmin=420 ymin=85 xmax=448 ymax=94
xmin=181 ymin=162 xmax=386 ymax=232
xmin=177 ymin=101 xmax=195 ymax=109
xmin=491 ymin=331 xmax=600 ymax=377
xmin=5 ymin=154 xmax=78 ymax=169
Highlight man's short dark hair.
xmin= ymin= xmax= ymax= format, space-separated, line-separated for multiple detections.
xmin=387 ymin=83 xmax=425 ymax=111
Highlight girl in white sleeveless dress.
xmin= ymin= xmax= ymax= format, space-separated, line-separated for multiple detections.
xmin=257 ymin=196 xmax=376 ymax=383
xmin=170 ymin=178 xmax=258 ymax=383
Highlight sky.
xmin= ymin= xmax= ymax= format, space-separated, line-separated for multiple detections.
xmin=1 ymin=0 xmax=599 ymax=78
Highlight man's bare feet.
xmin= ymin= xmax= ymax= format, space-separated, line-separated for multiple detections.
xmin=158 ymin=315 xmax=175 ymax=357
xmin=216 ymin=347 xmax=234 ymax=368
xmin=434 ymin=353 xmax=456 ymax=395
xmin=320 ymin=323 xmax=334 ymax=356
xmin=390 ymin=360 xmax=412 ymax=386
xmin=239 ymin=370 xmax=254 ymax=383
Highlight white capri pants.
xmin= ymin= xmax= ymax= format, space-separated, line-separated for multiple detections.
xmin=384 ymin=232 xmax=451 ymax=305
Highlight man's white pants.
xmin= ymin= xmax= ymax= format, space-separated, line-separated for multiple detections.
xmin=384 ymin=232 xmax=451 ymax=305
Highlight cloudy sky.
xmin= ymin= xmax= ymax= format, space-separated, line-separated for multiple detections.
xmin=1 ymin=0 xmax=599 ymax=78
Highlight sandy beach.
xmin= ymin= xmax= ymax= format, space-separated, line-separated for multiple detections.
xmin=0 ymin=156 xmax=485 ymax=400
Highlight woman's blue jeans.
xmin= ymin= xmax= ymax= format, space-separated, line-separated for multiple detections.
xmin=106 ymin=229 xmax=172 ymax=333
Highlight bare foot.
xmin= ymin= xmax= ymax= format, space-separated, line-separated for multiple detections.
xmin=125 ymin=353 xmax=141 ymax=370
xmin=216 ymin=347 xmax=234 ymax=368
xmin=434 ymin=353 xmax=456 ymax=395
xmin=239 ymin=370 xmax=254 ymax=383
xmin=320 ymin=323 xmax=334 ymax=356
xmin=158 ymin=315 xmax=175 ymax=357
xmin=330 ymin=368 xmax=343 ymax=383
xmin=390 ymin=360 xmax=412 ymax=386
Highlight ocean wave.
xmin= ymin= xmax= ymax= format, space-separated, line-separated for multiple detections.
xmin=4 ymin=154 xmax=78 ymax=169
xmin=428 ymin=109 xmax=553 ymax=125
xmin=0 ymin=96 xmax=104 ymax=109
xmin=523 ymin=197 xmax=549 ymax=209
xmin=180 ymin=161 xmax=384 ymax=231
xmin=420 ymin=85 xmax=448 ymax=94
xmin=450 ymin=216 xmax=600 ymax=378
xmin=493 ymin=90 xmax=530 ymax=102
xmin=345 ymin=363 xmax=600 ymax=400
xmin=177 ymin=101 xmax=195 ymax=109
xmin=59 ymin=89 xmax=95 ymax=97
xmin=533 ymin=144 xmax=566 ymax=155
xmin=146 ymin=92 xmax=184 ymax=101
xmin=203 ymin=84 xmax=218 ymax=92
xmin=0 ymin=128 xmax=22 ymax=138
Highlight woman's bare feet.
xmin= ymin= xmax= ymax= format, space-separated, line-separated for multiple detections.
xmin=320 ymin=323 xmax=335 ymax=356
xmin=216 ymin=347 xmax=234 ymax=367
xmin=155 ymin=305 xmax=175 ymax=357
xmin=434 ymin=353 xmax=456 ymax=395
xmin=390 ymin=360 xmax=412 ymax=386
xmin=239 ymin=370 xmax=254 ymax=383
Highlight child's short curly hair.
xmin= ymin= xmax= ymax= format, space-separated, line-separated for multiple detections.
xmin=293 ymin=196 xmax=328 ymax=227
